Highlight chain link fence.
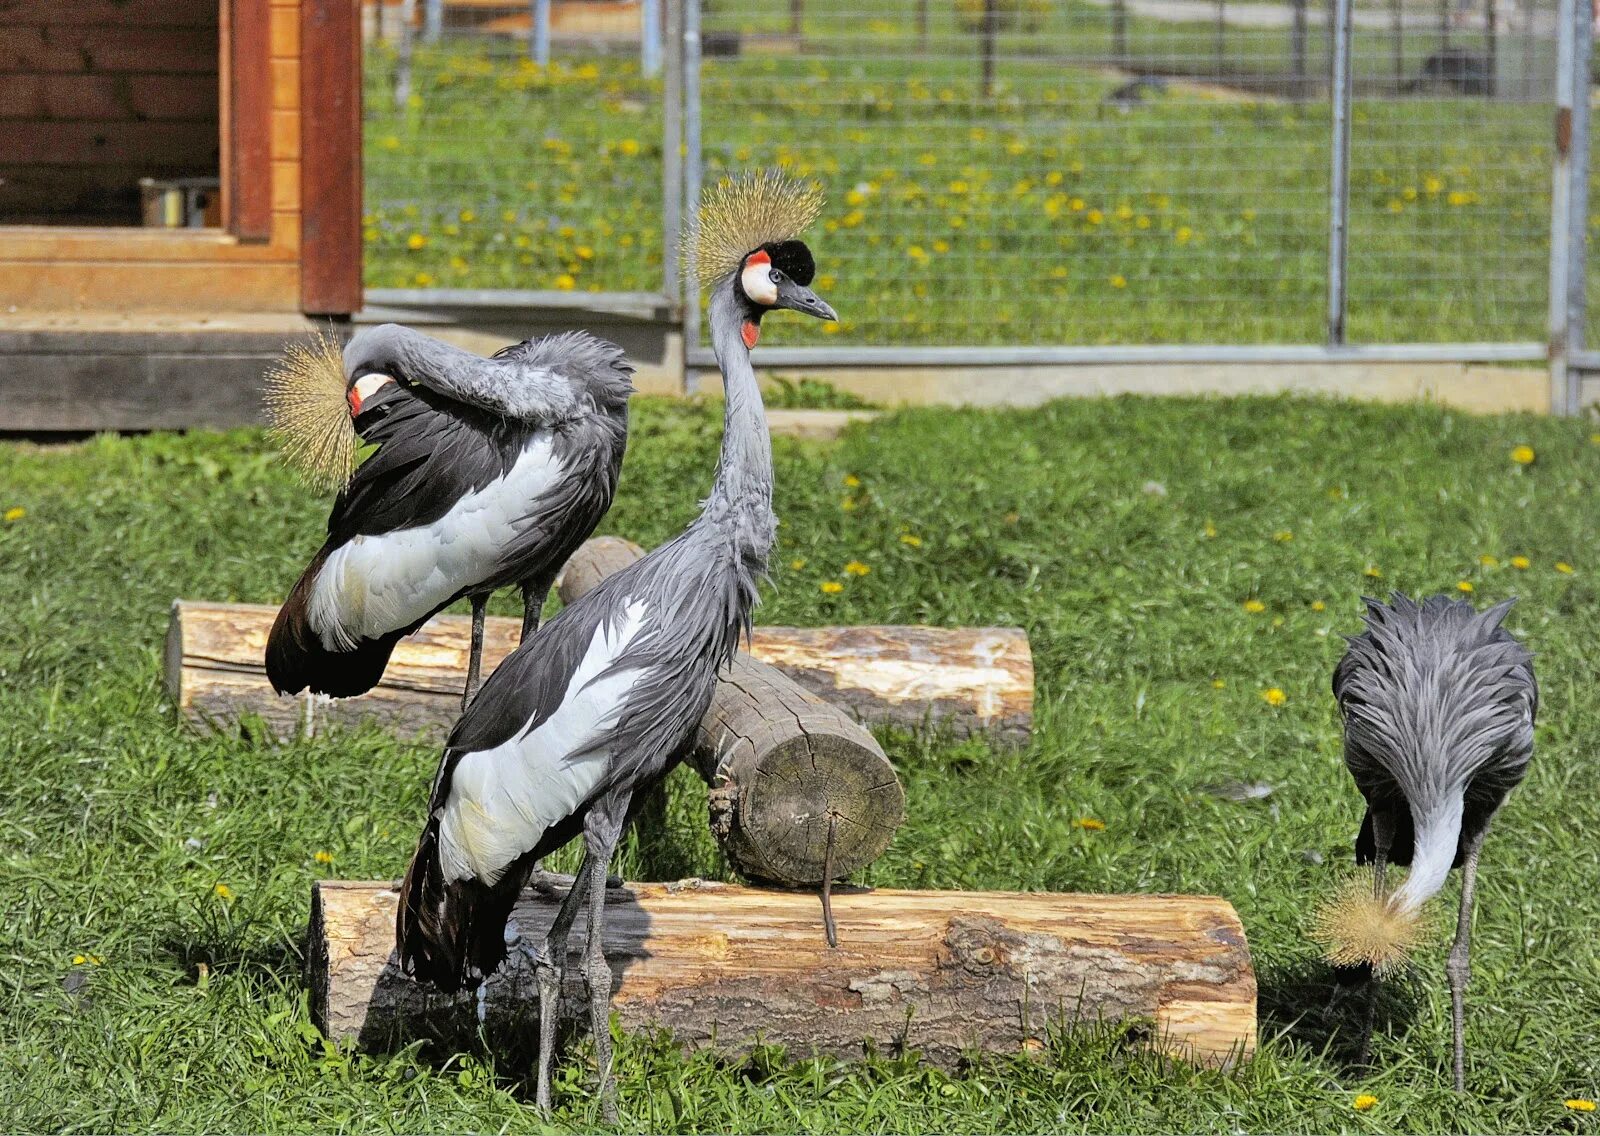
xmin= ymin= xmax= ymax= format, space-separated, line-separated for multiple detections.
xmin=359 ymin=0 xmax=1571 ymax=355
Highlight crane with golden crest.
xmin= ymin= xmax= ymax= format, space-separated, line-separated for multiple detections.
xmin=262 ymin=319 xmax=634 ymax=709
xmin=394 ymin=169 xmax=836 ymax=1118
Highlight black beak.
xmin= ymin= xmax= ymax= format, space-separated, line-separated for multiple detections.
xmin=773 ymin=277 xmax=837 ymax=322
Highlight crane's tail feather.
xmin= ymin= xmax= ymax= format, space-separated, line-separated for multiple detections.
xmin=1309 ymin=872 xmax=1431 ymax=976
xmin=396 ymin=815 xmax=515 ymax=993
xmin=265 ymin=558 xmax=403 ymax=699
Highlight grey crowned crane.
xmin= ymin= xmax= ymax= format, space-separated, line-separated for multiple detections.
xmin=395 ymin=170 xmax=835 ymax=1117
xmin=263 ymin=326 xmax=634 ymax=709
xmin=1314 ymin=593 xmax=1536 ymax=1091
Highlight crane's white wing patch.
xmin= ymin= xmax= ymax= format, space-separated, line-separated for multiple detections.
xmin=307 ymin=432 xmax=562 ymax=648
xmin=437 ymin=599 xmax=650 ymax=885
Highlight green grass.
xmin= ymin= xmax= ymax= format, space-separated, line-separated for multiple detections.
xmin=3 ymin=395 xmax=1600 ymax=1132
xmin=363 ymin=0 xmax=1563 ymax=348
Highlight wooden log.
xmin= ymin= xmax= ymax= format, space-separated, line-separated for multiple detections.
xmin=164 ymin=594 xmax=1031 ymax=745
xmin=555 ymin=537 xmax=902 ymax=884
xmin=309 ymin=880 xmax=1257 ymax=1070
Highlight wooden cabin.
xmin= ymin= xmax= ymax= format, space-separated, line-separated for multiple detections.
xmin=0 ymin=0 xmax=361 ymax=431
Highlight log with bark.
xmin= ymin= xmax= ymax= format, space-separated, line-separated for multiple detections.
xmin=308 ymin=879 xmax=1257 ymax=1070
xmin=165 ymin=579 xmax=1031 ymax=745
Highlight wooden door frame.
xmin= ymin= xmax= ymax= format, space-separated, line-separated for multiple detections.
xmin=300 ymin=0 xmax=362 ymax=315
xmin=224 ymin=0 xmax=275 ymax=242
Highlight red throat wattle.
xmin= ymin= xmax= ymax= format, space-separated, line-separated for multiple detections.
xmin=741 ymin=320 xmax=760 ymax=349
xmin=347 ymin=387 xmax=363 ymax=415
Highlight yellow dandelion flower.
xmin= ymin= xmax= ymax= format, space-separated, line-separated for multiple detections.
xmin=1176 ymin=226 xmax=1194 ymax=243
xmin=1590 ymin=433 xmax=1600 ymax=445
xmin=1243 ymin=599 xmax=1267 ymax=613
xmin=1072 ymin=817 xmax=1106 ymax=831
xmin=459 ymin=209 xmax=476 ymax=223
xmin=1387 ymin=198 xmax=1404 ymax=214
xmin=1273 ymin=530 xmax=1293 ymax=543
xmin=844 ymin=560 xmax=870 ymax=576
xmin=1353 ymin=1094 xmax=1378 ymax=1111
xmin=1136 ymin=214 xmax=1151 ymax=229
xmin=618 ymin=138 xmax=641 ymax=156
xmin=1261 ymin=687 xmax=1287 ymax=707
xmin=1116 ymin=203 xmax=1134 ymax=221
xmin=3 ymin=507 xmax=25 ymax=523
xmin=213 ymin=884 xmax=234 ymax=901
xmin=1110 ymin=274 xmax=1127 ymax=289
xmin=843 ymin=474 xmax=861 ymax=488
xmin=1480 ymin=554 xmax=1500 ymax=567
xmin=1364 ymin=565 xmax=1382 ymax=579
xmin=554 ymin=274 xmax=577 ymax=290
xmin=1425 ymin=176 xmax=1444 ymax=194
xmin=1566 ymin=1100 xmax=1597 ymax=1112
xmin=1311 ymin=600 xmax=1327 ymax=612
xmin=1211 ymin=678 xmax=1226 ymax=689
xmin=1510 ymin=444 xmax=1536 ymax=465
xmin=1203 ymin=520 xmax=1218 ymax=539
xmin=314 ymin=851 xmax=334 ymax=864
xmin=406 ymin=233 xmax=427 ymax=250
xmin=1556 ymin=561 xmax=1575 ymax=574
xmin=1045 ymin=171 xmax=1064 ymax=187
xmin=1457 ymin=580 xmax=1474 ymax=593
xmin=1242 ymin=208 xmax=1257 ymax=220
xmin=1087 ymin=208 xmax=1104 ymax=225
xmin=1403 ymin=186 xmax=1418 ymax=201
xmin=900 ymin=533 xmax=923 ymax=547
xmin=575 ymin=246 xmax=595 ymax=260
xmin=841 ymin=497 xmax=857 ymax=512
xmin=820 ymin=580 xmax=844 ymax=595
xmin=932 ymin=239 xmax=950 ymax=254
xmin=906 ymin=245 xmax=928 ymax=262
xmin=412 ymin=271 xmax=433 ymax=287
xmin=1511 ymin=555 xmax=1531 ymax=569
xmin=1447 ymin=190 xmax=1473 ymax=206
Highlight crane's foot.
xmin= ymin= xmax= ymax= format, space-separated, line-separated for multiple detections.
xmin=533 ymin=949 xmax=563 ymax=1116
xmin=583 ymin=953 xmax=619 ymax=1125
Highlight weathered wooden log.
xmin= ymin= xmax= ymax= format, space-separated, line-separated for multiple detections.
xmin=165 ymin=604 xmax=1032 ymax=743
xmin=309 ymin=879 xmax=1258 ymax=1070
xmin=556 ymin=537 xmax=902 ymax=886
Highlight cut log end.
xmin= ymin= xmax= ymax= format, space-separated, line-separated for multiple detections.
xmin=309 ymin=880 xmax=1258 ymax=1071
xmin=709 ymin=726 xmax=906 ymax=885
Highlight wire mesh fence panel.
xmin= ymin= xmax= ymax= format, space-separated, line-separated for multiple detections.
xmin=696 ymin=0 xmax=1560 ymax=348
xmin=1344 ymin=0 xmax=1556 ymax=343
xmin=361 ymin=0 xmax=668 ymax=295
xmin=698 ymin=0 xmax=1341 ymax=347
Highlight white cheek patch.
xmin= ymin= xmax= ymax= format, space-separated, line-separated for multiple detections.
xmin=352 ymin=374 xmax=393 ymax=403
xmin=741 ymin=260 xmax=778 ymax=306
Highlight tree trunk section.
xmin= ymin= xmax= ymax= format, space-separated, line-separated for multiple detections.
xmin=308 ymin=880 xmax=1257 ymax=1070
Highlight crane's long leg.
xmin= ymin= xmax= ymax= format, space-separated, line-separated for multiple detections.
xmin=532 ymin=862 xmax=593 ymax=1114
xmin=581 ymin=838 xmax=621 ymax=1124
xmin=1447 ymin=829 xmax=1487 ymax=1093
xmin=1358 ymin=808 xmax=1395 ymax=1069
xmin=520 ymin=580 xmax=549 ymax=644
xmin=462 ymin=594 xmax=488 ymax=710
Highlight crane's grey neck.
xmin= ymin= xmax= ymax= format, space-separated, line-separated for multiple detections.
xmin=702 ymin=280 xmax=776 ymax=567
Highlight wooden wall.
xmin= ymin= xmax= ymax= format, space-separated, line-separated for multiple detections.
xmin=0 ymin=0 xmax=332 ymax=315
xmin=0 ymin=0 xmax=221 ymax=225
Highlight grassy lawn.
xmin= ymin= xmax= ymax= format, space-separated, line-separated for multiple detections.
xmin=3 ymin=394 xmax=1600 ymax=1131
xmin=364 ymin=0 xmax=1558 ymax=347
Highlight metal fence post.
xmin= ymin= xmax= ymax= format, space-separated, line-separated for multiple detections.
xmin=1549 ymin=0 xmax=1581 ymax=414
xmin=1326 ymin=0 xmax=1353 ymax=345
xmin=663 ymin=0 xmax=682 ymax=313
xmin=531 ymin=0 xmax=551 ymax=66
xmin=643 ymin=0 xmax=663 ymax=76
xmin=683 ymin=0 xmax=704 ymax=392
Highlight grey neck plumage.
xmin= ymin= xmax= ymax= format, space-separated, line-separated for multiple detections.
xmin=700 ymin=279 xmax=776 ymax=571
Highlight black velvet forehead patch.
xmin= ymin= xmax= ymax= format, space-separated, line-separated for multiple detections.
xmin=759 ymin=240 xmax=816 ymax=286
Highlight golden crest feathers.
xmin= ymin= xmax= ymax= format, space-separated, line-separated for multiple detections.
xmin=262 ymin=328 xmax=357 ymax=492
xmin=684 ymin=168 xmax=825 ymax=287
xmin=1308 ymin=872 xmax=1432 ymax=976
